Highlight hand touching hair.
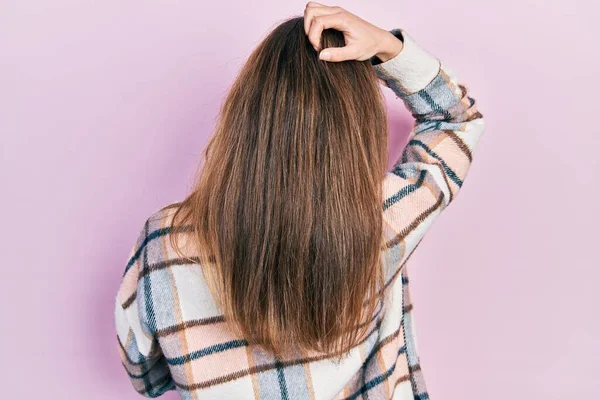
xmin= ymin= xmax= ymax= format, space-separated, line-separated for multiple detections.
xmin=303 ymin=1 xmax=404 ymax=62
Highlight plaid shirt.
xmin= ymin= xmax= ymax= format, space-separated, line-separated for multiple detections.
xmin=114 ymin=28 xmax=485 ymax=399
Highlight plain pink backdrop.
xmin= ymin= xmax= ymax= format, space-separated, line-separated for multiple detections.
xmin=1 ymin=0 xmax=598 ymax=399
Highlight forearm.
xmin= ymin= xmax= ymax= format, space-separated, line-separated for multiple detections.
xmin=374 ymin=29 xmax=404 ymax=63
xmin=372 ymin=29 xmax=485 ymax=206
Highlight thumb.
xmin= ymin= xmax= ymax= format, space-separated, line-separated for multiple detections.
xmin=319 ymin=45 xmax=360 ymax=62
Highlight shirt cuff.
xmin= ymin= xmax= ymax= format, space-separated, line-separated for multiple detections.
xmin=370 ymin=29 xmax=441 ymax=95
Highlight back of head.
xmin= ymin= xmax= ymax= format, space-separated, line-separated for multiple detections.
xmin=168 ymin=15 xmax=390 ymax=358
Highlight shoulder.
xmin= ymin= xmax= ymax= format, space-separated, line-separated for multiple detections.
xmin=141 ymin=202 xmax=185 ymax=236
xmin=147 ymin=202 xmax=182 ymax=225
xmin=132 ymin=202 xmax=185 ymax=261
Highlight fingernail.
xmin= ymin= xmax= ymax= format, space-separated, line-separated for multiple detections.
xmin=319 ymin=51 xmax=330 ymax=60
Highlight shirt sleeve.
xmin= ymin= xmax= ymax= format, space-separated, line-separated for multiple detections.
xmin=114 ymin=218 xmax=176 ymax=398
xmin=371 ymin=28 xmax=486 ymax=270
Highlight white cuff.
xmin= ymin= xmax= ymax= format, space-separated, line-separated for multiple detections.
xmin=372 ymin=29 xmax=441 ymax=95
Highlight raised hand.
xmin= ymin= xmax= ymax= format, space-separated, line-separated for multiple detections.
xmin=303 ymin=1 xmax=404 ymax=62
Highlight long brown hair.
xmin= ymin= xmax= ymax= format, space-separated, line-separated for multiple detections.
xmin=165 ymin=15 xmax=390 ymax=358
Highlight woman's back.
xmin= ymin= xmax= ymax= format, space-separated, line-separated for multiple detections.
xmin=117 ymin=202 xmax=418 ymax=399
xmin=114 ymin=14 xmax=485 ymax=400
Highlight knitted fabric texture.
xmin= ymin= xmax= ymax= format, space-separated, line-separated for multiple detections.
xmin=114 ymin=28 xmax=486 ymax=399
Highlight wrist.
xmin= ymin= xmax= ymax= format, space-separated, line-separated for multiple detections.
xmin=371 ymin=29 xmax=441 ymax=94
xmin=374 ymin=30 xmax=404 ymax=62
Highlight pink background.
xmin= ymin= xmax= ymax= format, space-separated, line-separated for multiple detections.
xmin=2 ymin=1 xmax=598 ymax=399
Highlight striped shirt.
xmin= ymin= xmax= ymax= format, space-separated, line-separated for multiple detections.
xmin=114 ymin=28 xmax=486 ymax=399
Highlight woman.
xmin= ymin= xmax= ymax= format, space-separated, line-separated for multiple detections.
xmin=114 ymin=2 xmax=486 ymax=399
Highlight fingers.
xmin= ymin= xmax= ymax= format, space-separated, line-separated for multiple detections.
xmin=307 ymin=12 xmax=348 ymax=51
xmin=304 ymin=3 xmax=344 ymax=43
xmin=304 ymin=3 xmax=328 ymax=36
xmin=319 ymin=44 xmax=360 ymax=62
xmin=305 ymin=1 xmax=326 ymax=7
xmin=304 ymin=2 xmax=356 ymax=61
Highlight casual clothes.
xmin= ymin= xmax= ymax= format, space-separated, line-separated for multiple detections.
xmin=114 ymin=28 xmax=485 ymax=399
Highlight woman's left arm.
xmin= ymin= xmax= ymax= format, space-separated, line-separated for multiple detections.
xmin=114 ymin=219 xmax=176 ymax=398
